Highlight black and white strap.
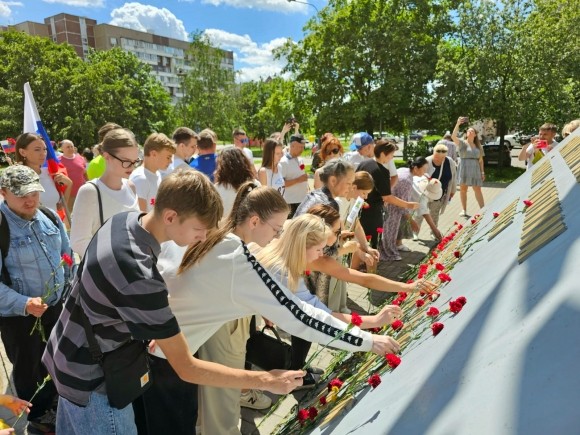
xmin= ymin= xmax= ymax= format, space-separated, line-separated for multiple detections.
xmin=241 ymin=244 xmax=364 ymax=347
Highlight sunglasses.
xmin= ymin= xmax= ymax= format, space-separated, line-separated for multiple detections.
xmin=435 ymin=150 xmax=448 ymax=154
xmin=330 ymin=148 xmax=340 ymax=154
xmin=109 ymin=153 xmax=143 ymax=168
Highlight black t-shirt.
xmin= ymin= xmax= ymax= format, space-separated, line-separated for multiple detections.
xmin=431 ymin=158 xmax=452 ymax=195
xmin=356 ymin=159 xmax=391 ymax=207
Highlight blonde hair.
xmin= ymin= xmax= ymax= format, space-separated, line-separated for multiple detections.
xmin=255 ymin=214 xmax=330 ymax=292
xmin=143 ymin=133 xmax=176 ymax=156
xmin=433 ymin=143 xmax=449 ymax=153
xmin=562 ymin=119 xmax=580 ymax=138
xmin=353 ymin=171 xmax=374 ymax=190
xmin=155 ymin=168 xmax=223 ymax=227
xmin=179 ymin=182 xmax=289 ymax=273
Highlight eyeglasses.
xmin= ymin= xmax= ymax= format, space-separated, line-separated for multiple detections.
xmin=330 ymin=148 xmax=340 ymax=154
xmin=435 ymin=150 xmax=448 ymax=154
xmin=109 ymin=153 xmax=143 ymax=168
xmin=240 ymin=138 xmax=249 ymax=144
xmin=263 ymin=220 xmax=284 ymax=237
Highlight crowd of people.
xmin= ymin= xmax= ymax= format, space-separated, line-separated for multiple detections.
xmin=0 ymin=116 xmax=577 ymax=435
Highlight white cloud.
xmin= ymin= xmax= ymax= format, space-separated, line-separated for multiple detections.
xmin=201 ymin=0 xmax=308 ymax=14
xmin=110 ymin=2 xmax=188 ymax=41
xmin=204 ymin=28 xmax=292 ymax=82
xmin=42 ymin=0 xmax=104 ymax=6
xmin=0 ymin=1 xmax=23 ymax=18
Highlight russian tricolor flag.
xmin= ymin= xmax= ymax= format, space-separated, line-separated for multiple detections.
xmin=23 ymin=82 xmax=61 ymax=175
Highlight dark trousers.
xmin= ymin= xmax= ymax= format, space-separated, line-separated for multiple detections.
xmin=0 ymin=303 xmax=61 ymax=420
xmin=133 ymin=354 xmax=198 ymax=435
xmin=359 ymin=206 xmax=384 ymax=249
xmin=290 ymin=335 xmax=312 ymax=370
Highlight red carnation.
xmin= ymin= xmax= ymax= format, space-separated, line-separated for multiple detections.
xmin=431 ymin=322 xmax=444 ymax=336
xmin=365 ymin=235 xmax=372 ymax=242
xmin=426 ymin=307 xmax=440 ymax=317
xmin=150 ymin=198 xmax=155 ymax=206
xmin=308 ymin=406 xmax=318 ymax=419
xmin=319 ymin=396 xmax=327 ymax=406
xmin=385 ymin=353 xmax=401 ymax=368
xmin=457 ymin=224 xmax=463 ymax=230
xmin=350 ymin=312 xmax=362 ymax=326
xmin=454 ymin=250 xmax=461 ymax=258
xmin=367 ymin=327 xmax=381 ymax=333
xmin=435 ymin=263 xmax=445 ymax=271
xmin=298 ymin=408 xmax=309 ymax=424
xmin=523 ymin=199 xmax=533 ymax=208
xmin=453 ymin=221 xmax=458 ymax=225
xmin=362 ymin=202 xmax=370 ymax=209
xmin=391 ymin=298 xmax=403 ymax=306
xmin=304 ymin=270 xmax=311 ymax=276
xmin=456 ymin=296 xmax=467 ymax=306
xmin=415 ymin=299 xmax=425 ymax=308
xmin=7 ymin=137 xmax=16 ymax=145
xmin=327 ymin=378 xmax=344 ymax=391
xmin=449 ymin=300 xmax=463 ymax=314
xmin=470 ymin=218 xmax=476 ymax=224
xmin=493 ymin=212 xmax=500 ymax=218
xmin=376 ymin=227 xmax=384 ymax=234
xmin=397 ymin=292 xmax=408 ymax=300
xmin=391 ymin=319 xmax=404 ymax=331
xmin=406 ymin=279 xmax=414 ymax=284
xmin=431 ymin=251 xmax=438 ymax=258
xmin=61 ymin=253 xmax=74 ymax=267
xmin=438 ymin=272 xmax=452 ymax=283
xmin=367 ymin=373 xmax=382 ymax=388
xmin=299 ymin=163 xmax=305 ymax=170
xmin=437 ymin=242 xmax=446 ymax=251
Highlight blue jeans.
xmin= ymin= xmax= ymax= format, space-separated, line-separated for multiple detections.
xmin=57 ymin=392 xmax=137 ymax=435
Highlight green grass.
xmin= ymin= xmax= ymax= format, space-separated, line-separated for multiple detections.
xmin=483 ymin=166 xmax=525 ymax=183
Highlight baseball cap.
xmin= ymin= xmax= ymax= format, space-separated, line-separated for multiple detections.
xmin=290 ymin=134 xmax=306 ymax=144
xmin=349 ymin=132 xmax=374 ymax=151
xmin=0 ymin=165 xmax=45 ymax=197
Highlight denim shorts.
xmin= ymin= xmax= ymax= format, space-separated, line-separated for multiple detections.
xmin=56 ymin=392 xmax=137 ymax=435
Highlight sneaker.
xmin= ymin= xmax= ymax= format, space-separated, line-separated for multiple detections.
xmin=459 ymin=210 xmax=468 ymax=217
xmin=28 ymin=409 xmax=56 ymax=434
xmin=240 ymin=389 xmax=272 ymax=410
xmin=340 ymin=307 xmax=352 ymax=314
xmin=295 ymin=372 xmax=320 ymax=391
xmin=412 ymin=233 xmax=419 ymax=241
xmin=397 ymin=244 xmax=411 ymax=252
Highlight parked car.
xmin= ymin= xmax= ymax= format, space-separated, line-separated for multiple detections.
xmin=483 ymin=141 xmax=511 ymax=167
xmin=409 ymin=132 xmax=423 ymax=140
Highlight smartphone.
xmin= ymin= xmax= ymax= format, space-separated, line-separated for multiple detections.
xmin=536 ymin=139 xmax=548 ymax=149
xmin=462 ymin=117 xmax=469 ymax=124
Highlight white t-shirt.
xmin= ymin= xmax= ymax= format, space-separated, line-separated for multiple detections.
xmin=278 ymin=153 xmax=308 ymax=204
xmin=129 ymin=166 xmax=161 ymax=211
xmin=39 ymin=167 xmax=61 ymax=212
xmin=70 ymin=178 xmax=139 ymax=257
xmin=264 ymin=167 xmax=285 ymax=196
xmin=343 ymin=152 xmax=369 ymax=168
xmin=525 ymin=141 xmax=558 ymax=170
xmin=241 ymin=147 xmax=254 ymax=167
xmin=215 ymin=179 xmax=262 ymax=218
xmin=154 ymin=234 xmax=372 ymax=357
xmin=160 ymin=156 xmax=190 ymax=179
xmin=383 ymin=160 xmax=397 ymax=177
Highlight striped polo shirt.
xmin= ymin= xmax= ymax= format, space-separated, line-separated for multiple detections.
xmin=42 ymin=211 xmax=180 ymax=406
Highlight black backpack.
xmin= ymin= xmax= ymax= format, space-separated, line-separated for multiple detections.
xmin=0 ymin=206 xmax=60 ymax=286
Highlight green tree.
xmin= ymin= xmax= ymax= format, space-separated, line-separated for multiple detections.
xmin=279 ymin=0 xmax=452 ymax=136
xmin=176 ymin=32 xmax=240 ymax=140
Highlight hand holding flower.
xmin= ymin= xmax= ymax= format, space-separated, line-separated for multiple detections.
xmin=0 ymin=395 xmax=31 ymax=416
xmin=371 ymin=305 xmax=402 ymax=328
xmin=25 ymin=297 xmax=48 ymax=318
xmin=370 ymin=335 xmax=400 ymax=356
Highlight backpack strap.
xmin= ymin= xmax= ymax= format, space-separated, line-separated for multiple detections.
xmin=88 ymin=181 xmax=104 ymax=226
xmin=0 ymin=206 xmax=61 ymax=286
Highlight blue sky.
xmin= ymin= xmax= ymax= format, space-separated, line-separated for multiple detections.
xmin=0 ymin=0 xmax=323 ymax=81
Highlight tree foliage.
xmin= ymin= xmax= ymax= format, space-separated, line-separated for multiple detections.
xmin=0 ymin=31 xmax=174 ymax=147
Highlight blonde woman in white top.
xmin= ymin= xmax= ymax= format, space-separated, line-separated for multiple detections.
xmin=70 ymin=129 xmax=140 ymax=257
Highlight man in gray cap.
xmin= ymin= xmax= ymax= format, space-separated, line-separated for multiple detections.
xmin=0 ymin=165 xmax=71 ymax=434
xmin=279 ymin=134 xmax=309 ymax=216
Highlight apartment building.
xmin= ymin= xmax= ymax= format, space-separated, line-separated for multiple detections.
xmin=2 ymin=13 xmax=234 ymax=102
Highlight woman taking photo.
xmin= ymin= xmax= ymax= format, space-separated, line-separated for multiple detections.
xmin=14 ymin=133 xmax=72 ymax=215
xmin=451 ymin=116 xmax=485 ymax=216
xmin=257 ymin=138 xmax=285 ymax=195
xmin=144 ymin=185 xmax=399 ymax=435
xmin=69 ymin=129 xmax=140 ymax=257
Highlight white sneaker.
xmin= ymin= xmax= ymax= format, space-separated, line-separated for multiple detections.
xmin=412 ymin=233 xmax=419 ymax=241
xmin=240 ymin=389 xmax=272 ymax=410
xmin=397 ymin=244 xmax=411 ymax=252
xmin=459 ymin=210 xmax=468 ymax=217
